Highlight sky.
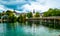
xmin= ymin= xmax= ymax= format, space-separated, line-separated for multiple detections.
xmin=0 ymin=0 xmax=60 ymax=13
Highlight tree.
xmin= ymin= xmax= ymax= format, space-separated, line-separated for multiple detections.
xmin=22 ymin=14 xmax=26 ymax=22
xmin=27 ymin=12 xmax=33 ymax=18
xmin=43 ymin=8 xmax=60 ymax=17
xmin=5 ymin=10 xmax=17 ymax=22
xmin=17 ymin=14 xmax=23 ymax=22
xmin=8 ymin=15 xmax=17 ymax=22
xmin=34 ymin=12 xmax=40 ymax=17
xmin=6 ymin=10 xmax=14 ymax=16
xmin=17 ymin=14 xmax=26 ymax=22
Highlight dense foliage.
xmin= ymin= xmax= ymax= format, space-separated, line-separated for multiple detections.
xmin=0 ymin=8 xmax=60 ymax=22
xmin=43 ymin=8 xmax=60 ymax=17
xmin=6 ymin=10 xmax=17 ymax=22
xmin=17 ymin=14 xmax=26 ymax=22
xmin=27 ymin=12 xmax=33 ymax=18
xmin=35 ymin=12 xmax=40 ymax=17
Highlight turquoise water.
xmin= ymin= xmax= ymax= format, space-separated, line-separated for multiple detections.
xmin=0 ymin=22 xmax=60 ymax=36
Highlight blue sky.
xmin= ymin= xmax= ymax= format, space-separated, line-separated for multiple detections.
xmin=0 ymin=0 xmax=60 ymax=13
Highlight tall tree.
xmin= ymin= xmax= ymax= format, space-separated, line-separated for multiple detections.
xmin=6 ymin=10 xmax=17 ymax=22
xmin=27 ymin=12 xmax=33 ymax=18
xmin=35 ymin=12 xmax=40 ymax=17
xmin=43 ymin=8 xmax=60 ymax=17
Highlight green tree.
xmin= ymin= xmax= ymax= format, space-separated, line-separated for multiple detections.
xmin=8 ymin=15 xmax=17 ymax=22
xmin=17 ymin=14 xmax=23 ymax=22
xmin=17 ymin=14 xmax=26 ymax=22
xmin=6 ymin=10 xmax=14 ymax=16
xmin=5 ymin=10 xmax=17 ymax=22
xmin=27 ymin=12 xmax=33 ymax=18
xmin=43 ymin=8 xmax=60 ymax=17
xmin=35 ymin=12 xmax=40 ymax=17
xmin=22 ymin=14 xmax=26 ymax=22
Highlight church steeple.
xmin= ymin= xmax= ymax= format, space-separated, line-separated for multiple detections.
xmin=33 ymin=9 xmax=35 ymax=13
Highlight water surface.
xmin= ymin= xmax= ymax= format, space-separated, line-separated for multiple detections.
xmin=0 ymin=21 xmax=60 ymax=36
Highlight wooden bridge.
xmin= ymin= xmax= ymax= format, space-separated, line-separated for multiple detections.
xmin=26 ymin=17 xmax=60 ymax=23
xmin=0 ymin=16 xmax=60 ymax=23
xmin=26 ymin=17 xmax=60 ymax=20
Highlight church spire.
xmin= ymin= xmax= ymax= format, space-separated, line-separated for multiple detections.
xmin=33 ymin=9 xmax=35 ymax=13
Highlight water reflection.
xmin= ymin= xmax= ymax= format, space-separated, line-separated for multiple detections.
xmin=0 ymin=21 xmax=60 ymax=36
xmin=5 ymin=23 xmax=16 ymax=36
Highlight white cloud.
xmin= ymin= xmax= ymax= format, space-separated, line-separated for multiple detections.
xmin=17 ymin=0 xmax=60 ymax=13
xmin=17 ymin=0 xmax=49 ymax=13
xmin=20 ymin=2 xmax=49 ymax=13
xmin=0 ymin=0 xmax=60 ymax=13
xmin=0 ymin=0 xmax=26 ymax=5
xmin=46 ymin=0 xmax=60 ymax=8
xmin=0 ymin=5 xmax=7 ymax=12
xmin=35 ymin=0 xmax=46 ymax=4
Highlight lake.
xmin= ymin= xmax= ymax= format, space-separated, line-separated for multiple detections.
xmin=0 ymin=21 xmax=60 ymax=36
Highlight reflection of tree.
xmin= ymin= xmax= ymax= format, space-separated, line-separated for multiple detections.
xmin=33 ymin=21 xmax=40 ymax=25
xmin=26 ymin=21 xmax=40 ymax=27
xmin=42 ymin=21 xmax=60 ymax=29
xmin=6 ymin=23 xmax=15 ymax=30
xmin=26 ymin=21 xmax=33 ymax=27
xmin=18 ymin=22 xmax=27 ymax=27
xmin=5 ymin=23 xmax=17 ymax=36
